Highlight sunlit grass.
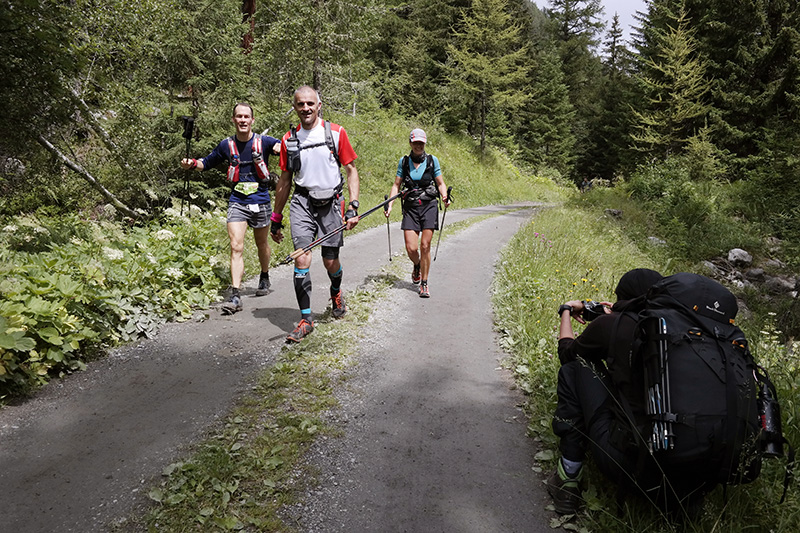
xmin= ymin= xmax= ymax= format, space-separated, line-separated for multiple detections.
xmin=492 ymin=204 xmax=800 ymax=533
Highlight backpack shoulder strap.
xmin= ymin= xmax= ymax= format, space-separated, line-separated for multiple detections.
xmin=324 ymin=120 xmax=340 ymax=167
xmin=227 ymin=136 xmax=239 ymax=159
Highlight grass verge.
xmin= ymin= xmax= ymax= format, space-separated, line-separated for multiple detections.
xmin=492 ymin=204 xmax=799 ymax=532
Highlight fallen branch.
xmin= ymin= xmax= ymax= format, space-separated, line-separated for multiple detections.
xmin=36 ymin=134 xmax=140 ymax=220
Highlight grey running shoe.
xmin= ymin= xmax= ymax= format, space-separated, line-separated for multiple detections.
xmin=546 ymin=460 xmax=583 ymax=515
xmin=286 ymin=318 xmax=314 ymax=343
xmin=221 ymin=293 xmax=243 ymax=315
xmin=256 ymin=276 xmax=271 ymax=296
xmin=419 ymin=281 xmax=430 ymax=298
xmin=331 ymin=290 xmax=347 ymax=318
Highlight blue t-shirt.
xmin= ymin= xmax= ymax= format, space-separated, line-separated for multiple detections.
xmin=396 ymin=154 xmax=442 ymax=183
xmin=202 ymin=134 xmax=280 ymax=205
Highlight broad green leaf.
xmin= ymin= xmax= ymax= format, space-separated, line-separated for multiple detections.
xmin=46 ymin=348 xmax=64 ymax=362
xmin=148 ymin=488 xmax=164 ymax=503
xmin=38 ymin=327 xmax=64 ymax=345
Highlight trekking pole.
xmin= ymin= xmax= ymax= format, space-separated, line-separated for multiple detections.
xmin=278 ymin=192 xmax=403 ymax=265
xmin=658 ymin=317 xmax=674 ymax=449
xmin=433 ymin=186 xmax=453 ymax=261
xmin=180 ymin=116 xmax=194 ymax=217
xmin=384 ymin=194 xmax=392 ymax=261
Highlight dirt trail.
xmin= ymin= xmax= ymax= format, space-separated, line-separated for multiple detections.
xmin=0 ymin=204 xmax=551 ymax=532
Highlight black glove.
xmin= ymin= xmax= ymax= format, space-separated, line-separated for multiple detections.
xmin=344 ymin=208 xmax=357 ymax=221
xmin=270 ymin=220 xmax=283 ymax=235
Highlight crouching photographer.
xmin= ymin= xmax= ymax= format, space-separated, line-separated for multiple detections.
xmin=547 ymin=268 xmax=663 ymax=515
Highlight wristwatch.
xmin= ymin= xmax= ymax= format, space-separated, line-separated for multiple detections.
xmin=558 ymin=304 xmax=573 ymax=317
xmin=349 ymin=200 xmax=359 ymax=210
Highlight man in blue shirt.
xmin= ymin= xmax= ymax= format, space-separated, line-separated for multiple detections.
xmin=181 ymin=103 xmax=280 ymax=314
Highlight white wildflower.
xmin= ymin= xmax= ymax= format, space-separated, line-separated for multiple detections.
xmin=146 ymin=254 xmax=157 ymax=264
xmin=103 ymin=247 xmax=124 ymax=261
xmin=3 ymin=224 xmax=18 ymax=232
xmin=156 ymin=229 xmax=176 ymax=240
xmin=166 ymin=267 xmax=183 ymax=279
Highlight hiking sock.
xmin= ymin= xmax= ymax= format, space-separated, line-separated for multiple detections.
xmin=231 ymin=287 xmax=240 ymax=297
xmin=561 ymin=457 xmax=583 ymax=478
xmin=301 ymin=311 xmax=313 ymax=324
xmin=294 ymin=267 xmax=311 ymax=313
xmin=260 ymin=271 xmax=270 ymax=282
xmin=328 ymin=266 xmax=343 ymax=297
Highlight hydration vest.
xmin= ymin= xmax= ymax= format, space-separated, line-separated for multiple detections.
xmin=226 ymin=134 xmax=270 ymax=183
xmin=401 ymin=154 xmax=438 ymax=201
xmin=285 ymin=120 xmax=340 ymax=174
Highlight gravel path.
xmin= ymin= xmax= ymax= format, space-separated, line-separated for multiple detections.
xmin=0 ymin=204 xmax=552 ymax=532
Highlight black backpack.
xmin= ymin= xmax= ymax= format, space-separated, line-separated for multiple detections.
xmin=617 ymin=272 xmax=793 ymax=503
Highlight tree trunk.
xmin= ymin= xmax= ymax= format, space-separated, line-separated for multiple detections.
xmin=69 ymin=86 xmax=133 ymax=175
xmin=36 ymin=135 xmax=140 ymax=220
xmin=480 ymin=93 xmax=487 ymax=156
xmin=242 ymin=0 xmax=256 ymax=53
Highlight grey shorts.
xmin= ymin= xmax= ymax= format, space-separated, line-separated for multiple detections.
xmin=401 ymin=197 xmax=439 ymax=232
xmin=227 ymin=202 xmax=272 ymax=228
xmin=289 ymin=193 xmax=345 ymax=249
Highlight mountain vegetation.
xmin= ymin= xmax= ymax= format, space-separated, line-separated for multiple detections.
xmin=2 ymin=1 xmax=799 ymax=529
xmin=2 ymin=0 xmax=798 ymax=385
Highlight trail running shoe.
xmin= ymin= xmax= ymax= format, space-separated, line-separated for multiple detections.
xmin=286 ymin=318 xmax=314 ymax=343
xmin=221 ymin=293 xmax=243 ymax=315
xmin=331 ymin=290 xmax=347 ymax=318
xmin=419 ymin=282 xmax=430 ymax=298
xmin=256 ymin=276 xmax=271 ymax=296
xmin=412 ymin=263 xmax=421 ymax=284
xmin=546 ymin=460 xmax=583 ymax=515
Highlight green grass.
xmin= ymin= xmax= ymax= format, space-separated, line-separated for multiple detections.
xmin=492 ymin=202 xmax=800 ymax=533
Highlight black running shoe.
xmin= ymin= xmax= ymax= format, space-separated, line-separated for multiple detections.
xmin=256 ymin=276 xmax=271 ymax=296
xmin=546 ymin=460 xmax=583 ymax=515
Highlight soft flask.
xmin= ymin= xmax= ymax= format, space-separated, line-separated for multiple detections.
xmin=757 ymin=377 xmax=784 ymax=458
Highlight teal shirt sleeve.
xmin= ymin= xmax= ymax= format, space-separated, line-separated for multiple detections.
xmin=396 ymin=157 xmax=404 ymax=178
xmin=430 ymin=155 xmax=442 ymax=178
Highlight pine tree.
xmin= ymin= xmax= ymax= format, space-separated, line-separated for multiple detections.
xmin=544 ymin=0 xmax=606 ymax=177
xmin=515 ymin=46 xmax=576 ymax=173
xmin=579 ymin=14 xmax=638 ymax=179
xmin=631 ymin=7 xmax=712 ymax=158
xmin=366 ymin=0 xmax=470 ymax=119
xmin=685 ymin=0 xmax=799 ymax=175
xmin=443 ymin=0 xmax=529 ymax=154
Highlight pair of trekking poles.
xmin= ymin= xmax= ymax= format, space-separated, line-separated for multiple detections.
xmin=383 ymin=186 xmax=453 ymax=262
xmin=279 ymin=186 xmax=453 ymax=265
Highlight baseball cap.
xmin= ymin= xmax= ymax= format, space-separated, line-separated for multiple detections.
xmin=409 ymin=128 xmax=427 ymax=143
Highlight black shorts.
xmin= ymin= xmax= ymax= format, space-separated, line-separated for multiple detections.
xmin=401 ymin=198 xmax=439 ymax=232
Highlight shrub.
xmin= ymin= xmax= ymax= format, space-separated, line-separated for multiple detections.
xmin=0 ymin=211 xmax=228 ymax=397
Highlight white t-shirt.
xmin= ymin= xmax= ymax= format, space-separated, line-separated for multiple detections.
xmin=280 ymin=120 xmax=357 ymax=191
